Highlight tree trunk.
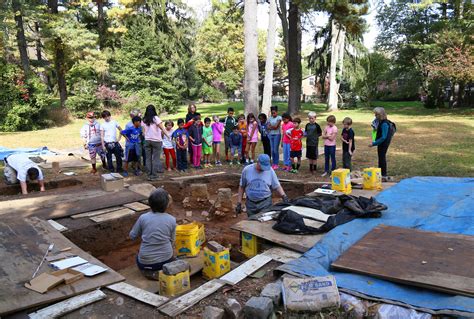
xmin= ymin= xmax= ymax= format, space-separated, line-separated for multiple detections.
xmin=48 ymin=0 xmax=68 ymax=108
xmin=243 ymin=0 xmax=259 ymax=116
xmin=335 ymin=25 xmax=345 ymax=106
xmin=97 ymin=0 xmax=106 ymax=50
xmin=12 ymin=0 xmax=30 ymax=75
xmin=34 ymin=21 xmax=42 ymax=62
xmin=287 ymin=0 xmax=302 ymax=115
xmin=277 ymin=0 xmax=289 ymax=64
xmin=261 ymin=0 xmax=277 ymax=115
xmin=327 ymin=19 xmax=342 ymax=111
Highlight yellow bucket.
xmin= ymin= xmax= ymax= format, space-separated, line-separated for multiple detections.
xmin=363 ymin=167 xmax=382 ymax=190
xmin=158 ymin=270 xmax=190 ymax=297
xmin=203 ymin=247 xmax=231 ymax=279
xmin=195 ymin=222 xmax=206 ymax=247
xmin=175 ymin=223 xmax=201 ymax=257
xmin=241 ymin=232 xmax=258 ymax=258
xmin=331 ymin=168 xmax=352 ymax=194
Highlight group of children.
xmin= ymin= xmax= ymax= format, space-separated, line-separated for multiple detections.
xmin=80 ymin=104 xmax=357 ymax=177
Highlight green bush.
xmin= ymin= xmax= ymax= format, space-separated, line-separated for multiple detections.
xmin=200 ymin=84 xmax=226 ymax=103
xmin=121 ymin=90 xmax=178 ymax=116
xmin=66 ymin=80 xmax=99 ymax=116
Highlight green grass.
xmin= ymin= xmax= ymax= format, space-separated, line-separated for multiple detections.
xmin=1 ymin=101 xmax=473 ymax=178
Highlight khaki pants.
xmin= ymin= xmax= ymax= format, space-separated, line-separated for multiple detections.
xmin=3 ymin=164 xmax=18 ymax=185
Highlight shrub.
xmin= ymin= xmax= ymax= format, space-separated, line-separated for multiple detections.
xmin=200 ymin=84 xmax=226 ymax=103
xmin=95 ymin=85 xmax=123 ymax=108
xmin=121 ymin=90 xmax=178 ymax=116
xmin=66 ymin=80 xmax=99 ymax=116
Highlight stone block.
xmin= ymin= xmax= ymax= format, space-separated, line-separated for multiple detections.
xmin=207 ymin=241 xmax=225 ymax=253
xmin=260 ymin=282 xmax=282 ymax=306
xmin=162 ymin=259 xmax=189 ymax=275
xmin=191 ymin=183 xmax=209 ymax=199
xmin=243 ymin=296 xmax=274 ymax=319
xmin=202 ymin=306 xmax=225 ymax=319
xmin=225 ymin=298 xmax=242 ymax=319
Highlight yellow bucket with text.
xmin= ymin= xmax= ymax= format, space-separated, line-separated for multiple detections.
xmin=158 ymin=270 xmax=190 ymax=297
xmin=203 ymin=247 xmax=231 ymax=279
xmin=363 ymin=167 xmax=382 ymax=190
xmin=175 ymin=223 xmax=200 ymax=257
xmin=331 ymin=168 xmax=352 ymax=194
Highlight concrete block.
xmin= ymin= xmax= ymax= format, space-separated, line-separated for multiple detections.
xmin=207 ymin=241 xmax=225 ymax=253
xmin=202 ymin=306 xmax=225 ymax=319
xmin=225 ymin=298 xmax=242 ymax=319
xmin=186 ymin=211 xmax=193 ymax=217
xmin=260 ymin=282 xmax=282 ymax=306
xmin=162 ymin=260 xmax=189 ymax=275
xmin=244 ymin=296 xmax=274 ymax=319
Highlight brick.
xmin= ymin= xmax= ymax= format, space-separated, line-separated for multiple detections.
xmin=260 ymin=282 xmax=282 ymax=306
xmin=243 ymin=296 xmax=274 ymax=319
xmin=207 ymin=241 xmax=225 ymax=253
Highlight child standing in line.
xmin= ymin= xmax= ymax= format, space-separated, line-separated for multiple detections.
xmin=305 ymin=111 xmax=322 ymax=174
xmin=322 ymin=115 xmax=338 ymax=177
xmin=281 ymin=112 xmax=294 ymax=171
xmin=202 ymin=117 xmax=213 ymax=168
xmin=220 ymin=107 xmax=237 ymax=163
xmin=245 ymin=113 xmax=258 ymax=164
xmin=211 ymin=115 xmax=224 ymax=165
xmin=80 ymin=111 xmax=106 ymax=174
xmin=188 ymin=116 xmax=203 ymax=169
xmin=237 ymin=114 xmax=248 ymax=164
xmin=173 ymin=119 xmax=188 ymax=172
xmin=100 ymin=110 xmax=124 ymax=173
xmin=341 ymin=117 xmax=355 ymax=171
xmin=229 ymin=126 xmax=242 ymax=165
xmin=286 ymin=118 xmax=304 ymax=173
xmin=258 ymin=113 xmax=271 ymax=158
xmin=121 ymin=116 xmax=143 ymax=176
xmin=267 ymin=106 xmax=282 ymax=169
xmin=162 ymin=120 xmax=177 ymax=171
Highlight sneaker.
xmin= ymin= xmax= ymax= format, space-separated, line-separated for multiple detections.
xmin=90 ymin=168 xmax=97 ymax=174
xmin=321 ymin=172 xmax=328 ymax=177
xmin=216 ymin=161 xmax=222 ymax=166
xmin=284 ymin=166 xmax=291 ymax=172
xmin=229 ymin=161 xmax=234 ymax=166
xmin=271 ymin=164 xmax=278 ymax=170
xmin=290 ymin=169 xmax=298 ymax=174
xmin=121 ymin=171 xmax=129 ymax=177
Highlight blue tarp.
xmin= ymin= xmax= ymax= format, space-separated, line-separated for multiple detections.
xmin=279 ymin=177 xmax=474 ymax=314
xmin=0 ymin=146 xmax=55 ymax=161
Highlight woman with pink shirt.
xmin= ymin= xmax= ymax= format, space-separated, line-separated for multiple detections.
xmin=245 ymin=113 xmax=258 ymax=164
xmin=142 ymin=104 xmax=169 ymax=181
xmin=211 ymin=115 xmax=224 ymax=165
xmin=321 ymin=115 xmax=338 ymax=177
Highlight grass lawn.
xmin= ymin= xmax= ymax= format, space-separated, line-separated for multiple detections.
xmin=1 ymin=101 xmax=473 ymax=178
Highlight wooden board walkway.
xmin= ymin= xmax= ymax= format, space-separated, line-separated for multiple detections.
xmin=332 ymin=225 xmax=474 ymax=297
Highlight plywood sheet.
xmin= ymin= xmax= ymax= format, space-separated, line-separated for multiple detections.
xmin=231 ymin=220 xmax=323 ymax=253
xmin=123 ymin=202 xmax=150 ymax=212
xmin=332 ymin=225 xmax=474 ymax=297
xmin=0 ymin=217 xmax=124 ymax=315
xmin=90 ymin=208 xmax=135 ymax=223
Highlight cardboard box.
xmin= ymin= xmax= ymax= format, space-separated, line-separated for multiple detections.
xmin=51 ymin=268 xmax=84 ymax=284
xmin=101 ymin=173 xmax=124 ymax=192
xmin=25 ymin=273 xmax=64 ymax=294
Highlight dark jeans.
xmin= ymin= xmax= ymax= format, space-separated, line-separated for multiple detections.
xmin=324 ymin=145 xmax=336 ymax=173
xmin=246 ymin=196 xmax=273 ymax=217
xmin=136 ymin=255 xmax=175 ymax=280
xmin=342 ymin=150 xmax=352 ymax=171
xmin=261 ymin=136 xmax=271 ymax=158
xmin=378 ymin=143 xmax=390 ymax=177
xmin=105 ymin=142 xmax=123 ymax=171
xmin=176 ymin=148 xmax=188 ymax=170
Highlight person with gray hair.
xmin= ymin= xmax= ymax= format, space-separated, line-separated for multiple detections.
xmin=129 ymin=188 xmax=176 ymax=280
xmin=369 ymin=107 xmax=395 ymax=180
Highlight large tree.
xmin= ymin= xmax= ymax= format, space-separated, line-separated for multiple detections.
xmin=243 ymin=0 xmax=259 ymax=115
xmin=11 ymin=0 xmax=30 ymax=75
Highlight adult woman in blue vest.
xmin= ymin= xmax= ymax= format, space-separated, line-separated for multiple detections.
xmin=369 ymin=107 xmax=393 ymax=181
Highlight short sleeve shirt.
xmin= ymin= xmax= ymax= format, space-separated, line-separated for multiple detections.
xmin=267 ymin=116 xmax=282 ymax=135
xmin=289 ymin=128 xmax=304 ymax=151
xmin=305 ymin=123 xmax=322 ymax=146
xmin=282 ymin=121 xmax=295 ymax=144
xmin=342 ymin=128 xmax=355 ymax=152
xmin=240 ymin=164 xmax=281 ymax=201
xmin=101 ymin=120 xmax=120 ymax=143
xmin=6 ymin=153 xmax=44 ymax=182
xmin=324 ymin=125 xmax=338 ymax=146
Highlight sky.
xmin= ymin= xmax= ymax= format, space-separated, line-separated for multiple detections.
xmin=187 ymin=0 xmax=380 ymax=50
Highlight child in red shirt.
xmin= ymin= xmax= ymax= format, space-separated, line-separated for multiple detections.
xmin=286 ymin=118 xmax=304 ymax=173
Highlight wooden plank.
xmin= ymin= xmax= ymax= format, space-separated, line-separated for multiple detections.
xmin=106 ymin=282 xmax=168 ymax=307
xmin=263 ymin=247 xmax=302 ymax=264
xmin=159 ymin=279 xmax=225 ymax=317
xmin=90 ymin=208 xmax=135 ymax=223
xmin=0 ymin=217 xmax=124 ymax=316
xmin=28 ymin=290 xmax=106 ymax=319
xmin=282 ymin=206 xmax=329 ymax=222
xmin=231 ymin=220 xmax=323 ymax=253
xmin=220 ymin=254 xmax=272 ymax=285
xmin=70 ymin=206 xmax=123 ymax=219
xmin=170 ymin=171 xmax=225 ymax=181
xmin=123 ymin=202 xmax=150 ymax=212
xmin=332 ymin=225 xmax=474 ymax=297
xmin=47 ymin=219 xmax=68 ymax=232
xmin=0 ymin=188 xmax=146 ymax=219
xmin=118 ymin=266 xmax=159 ymax=293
